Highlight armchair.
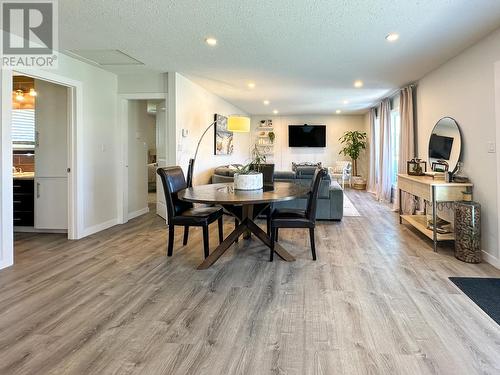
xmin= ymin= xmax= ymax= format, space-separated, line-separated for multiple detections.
xmin=329 ymin=161 xmax=352 ymax=189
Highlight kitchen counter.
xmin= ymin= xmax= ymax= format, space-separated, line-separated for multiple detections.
xmin=13 ymin=172 xmax=35 ymax=180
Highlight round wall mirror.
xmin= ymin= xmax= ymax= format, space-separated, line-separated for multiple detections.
xmin=428 ymin=117 xmax=462 ymax=173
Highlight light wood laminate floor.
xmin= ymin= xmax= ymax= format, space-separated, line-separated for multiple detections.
xmin=1 ymin=190 xmax=500 ymax=375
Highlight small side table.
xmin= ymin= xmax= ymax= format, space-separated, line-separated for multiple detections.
xmin=454 ymin=201 xmax=481 ymax=263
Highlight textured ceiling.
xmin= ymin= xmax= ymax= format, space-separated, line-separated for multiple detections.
xmin=58 ymin=0 xmax=500 ymax=115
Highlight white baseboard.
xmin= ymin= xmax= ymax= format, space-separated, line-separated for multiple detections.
xmin=14 ymin=227 xmax=67 ymax=234
xmin=82 ymin=218 xmax=119 ymax=238
xmin=482 ymin=250 xmax=500 ymax=269
xmin=128 ymin=207 xmax=149 ymax=221
xmin=0 ymin=259 xmax=13 ymax=270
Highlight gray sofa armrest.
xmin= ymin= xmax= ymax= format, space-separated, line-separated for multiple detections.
xmin=328 ymin=181 xmax=344 ymax=220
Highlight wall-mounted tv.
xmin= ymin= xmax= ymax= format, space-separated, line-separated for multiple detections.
xmin=429 ymin=134 xmax=454 ymax=160
xmin=288 ymin=124 xmax=326 ymax=147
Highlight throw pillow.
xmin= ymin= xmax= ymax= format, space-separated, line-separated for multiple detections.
xmin=291 ymin=162 xmax=322 ymax=172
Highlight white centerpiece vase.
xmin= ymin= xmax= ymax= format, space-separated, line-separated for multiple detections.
xmin=233 ymin=172 xmax=263 ymax=190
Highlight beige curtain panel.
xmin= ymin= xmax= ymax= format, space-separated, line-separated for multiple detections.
xmin=394 ymin=86 xmax=416 ymax=213
xmin=367 ymin=108 xmax=377 ymax=194
xmin=376 ymin=99 xmax=392 ymax=203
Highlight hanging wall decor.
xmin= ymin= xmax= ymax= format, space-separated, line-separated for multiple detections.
xmin=214 ymin=113 xmax=233 ymax=155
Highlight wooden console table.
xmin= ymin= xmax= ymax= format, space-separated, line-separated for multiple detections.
xmin=397 ymin=174 xmax=473 ymax=252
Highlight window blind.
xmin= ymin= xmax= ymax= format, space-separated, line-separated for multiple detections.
xmin=12 ymin=109 xmax=35 ymax=147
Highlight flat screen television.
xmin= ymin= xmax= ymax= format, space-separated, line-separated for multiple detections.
xmin=429 ymin=134 xmax=454 ymax=160
xmin=288 ymin=125 xmax=326 ymax=147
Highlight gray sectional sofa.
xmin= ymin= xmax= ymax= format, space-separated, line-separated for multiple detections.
xmin=212 ymin=164 xmax=343 ymax=220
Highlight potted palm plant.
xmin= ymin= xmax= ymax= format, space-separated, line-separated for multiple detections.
xmin=234 ymin=146 xmax=267 ymax=190
xmin=339 ymin=131 xmax=367 ymax=177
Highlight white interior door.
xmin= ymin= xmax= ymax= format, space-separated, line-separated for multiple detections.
xmin=34 ymin=79 xmax=68 ymax=230
xmin=34 ymin=177 xmax=68 ymax=229
xmin=155 ymin=101 xmax=167 ymax=220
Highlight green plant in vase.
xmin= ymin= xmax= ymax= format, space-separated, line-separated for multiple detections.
xmin=236 ymin=145 xmax=267 ymax=175
xmin=339 ymin=131 xmax=367 ymax=176
xmin=233 ymin=146 xmax=267 ymax=190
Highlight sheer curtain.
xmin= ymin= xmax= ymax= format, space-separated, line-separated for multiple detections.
xmin=367 ymin=108 xmax=377 ymax=193
xmin=375 ymin=99 xmax=392 ymax=202
xmin=394 ymin=86 xmax=415 ymax=213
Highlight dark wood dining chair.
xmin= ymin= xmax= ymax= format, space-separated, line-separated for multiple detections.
xmin=157 ymin=166 xmax=224 ymax=258
xmin=269 ymin=167 xmax=327 ymax=261
xmin=258 ymin=163 xmax=275 ymax=235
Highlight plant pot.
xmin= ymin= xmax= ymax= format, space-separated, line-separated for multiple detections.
xmin=352 ymin=176 xmax=366 ymax=190
xmin=234 ymin=173 xmax=263 ymax=190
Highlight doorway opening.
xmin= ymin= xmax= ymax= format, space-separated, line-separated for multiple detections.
xmin=123 ymin=98 xmax=167 ymax=222
xmin=12 ymin=74 xmax=70 ymax=236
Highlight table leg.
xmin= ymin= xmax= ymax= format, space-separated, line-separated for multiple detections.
xmin=399 ymin=188 xmax=403 ymax=224
xmin=242 ymin=205 xmax=253 ymax=240
xmin=246 ymin=219 xmax=295 ymax=262
xmin=432 ymin=186 xmax=438 ymax=253
xmin=197 ymin=204 xmax=295 ymax=269
xmin=197 ymin=219 xmax=249 ymax=270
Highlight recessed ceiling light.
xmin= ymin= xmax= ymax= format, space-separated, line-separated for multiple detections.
xmin=205 ymin=37 xmax=217 ymax=46
xmin=336 ymin=110 xmax=342 ymax=114
xmin=354 ymin=80 xmax=363 ymax=88
xmin=343 ymin=100 xmax=349 ymax=105
xmin=385 ymin=33 xmax=399 ymax=42
xmin=263 ymin=100 xmax=270 ymax=105
xmin=273 ymin=110 xmax=279 ymax=114
xmin=248 ymin=82 xmax=256 ymax=89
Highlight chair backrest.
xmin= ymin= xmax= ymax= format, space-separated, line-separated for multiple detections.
xmin=261 ymin=164 xmax=275 ymax=186
xmin=157 ymin=166 xmax=193 ymax=220
xmin=333 ymin=161 xmax=351 ymax=174
xmin=305 ymin=167 xmax=327 ymax=221
xmin=249 ymin=163 xmax=275 ymax=186
xmin=187 ymin=158 xmax=195 ymax=188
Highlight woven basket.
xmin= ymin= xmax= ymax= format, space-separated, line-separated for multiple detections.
xmin=352 ymin=177 xmax=366 ymax=190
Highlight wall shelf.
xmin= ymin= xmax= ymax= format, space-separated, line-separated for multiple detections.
xmin=255 ymin=119 xmax=275 ymax=158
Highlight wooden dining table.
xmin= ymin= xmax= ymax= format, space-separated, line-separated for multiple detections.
xmin=179 ymin=182 xmax=309 ymax=269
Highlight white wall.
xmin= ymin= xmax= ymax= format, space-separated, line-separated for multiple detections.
xmin=49 ymin=56 xmax=119 ymax=233
xmin=417 ymin=27 xmax=500 ymax=266
xmin=495 ymin=62 xmax=500 ymax=268
xmin=173 ymin=73 xmax=251 ymax=184
xmin=251 ymin=115 xmax=369 ymax=176
xmin=1 ymin=52 xmax=120 ymax=269
xmin=0 ymin=71 xmax=14 ymax=269
xmin=127 ymin=100 xmax=151 ymax=217
xmin=118 ymin=73 xmax=167 ymax=94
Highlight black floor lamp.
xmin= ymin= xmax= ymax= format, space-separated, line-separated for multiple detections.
xmin=187 ymin=115 xmax=250 ymax=187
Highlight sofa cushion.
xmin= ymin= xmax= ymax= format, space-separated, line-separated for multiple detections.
xmin=295 ymin=166 xmax=318 ymax=177
xmin=213 ymin=164 xmax=242 ymax=177
xmin=274 ymin=171 xmax=296 ymax=180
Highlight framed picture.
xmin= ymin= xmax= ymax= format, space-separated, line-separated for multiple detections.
xmin=214 ymin=113 xmax=234 ymax=155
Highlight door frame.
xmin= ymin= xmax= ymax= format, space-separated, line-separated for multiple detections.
xmin=117 ymin=93 xmax=167 ymax=224
xmin=0 ymin=69 xmax=83 ymax=269
xmin=494 ymin=61 xmax=500 ymax=268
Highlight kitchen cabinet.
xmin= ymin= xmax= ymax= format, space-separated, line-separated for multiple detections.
xmin=34 ymin=177 xmax=67 ymax=230
xmin=13 ymin=178 xmax=34 ymax=226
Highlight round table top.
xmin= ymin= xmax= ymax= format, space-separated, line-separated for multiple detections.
xmin=179 ymin=182 xmax=309 ymax=205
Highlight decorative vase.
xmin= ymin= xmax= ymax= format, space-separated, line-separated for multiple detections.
xmin=455 ymin=201 xmax=481 ymax=263
xmin=234 ymin=173 xmax=263 ymax=190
